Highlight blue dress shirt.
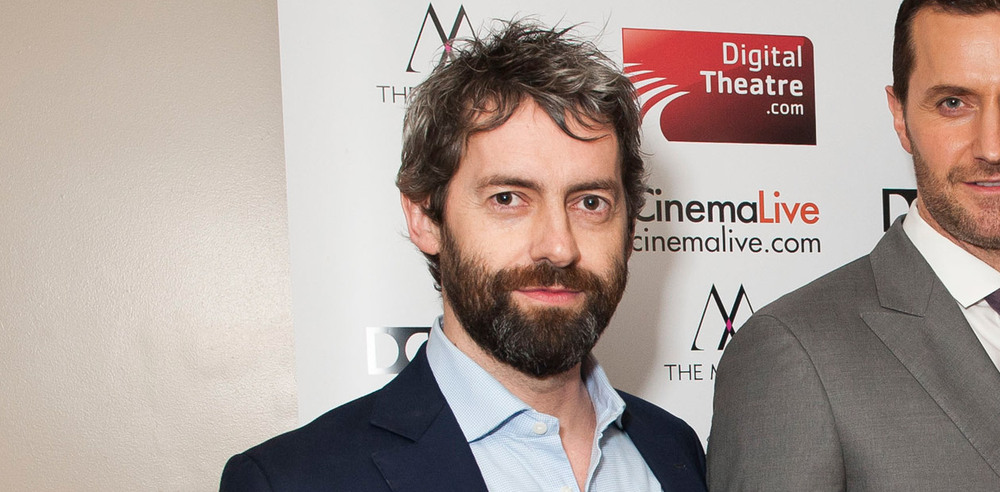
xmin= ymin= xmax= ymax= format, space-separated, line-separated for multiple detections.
xmin=425 ymin=316 xmax=662 ymax=492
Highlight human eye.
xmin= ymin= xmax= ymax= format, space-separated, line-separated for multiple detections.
xmin=580 ymin=195 xmax=607 ymax=211
xmin=937 ymin=96 xmax=966 ymax=115
xmin=572 ymin=194 xmax=612 ymax=217
xmin=490 ymin=191 xmax=523 ymax=208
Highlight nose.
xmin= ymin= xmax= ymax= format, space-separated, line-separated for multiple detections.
xmin=975 ymin=104 xmax=1000 ymax=165
xmin=529 ymin=204 xmax=581 ymax=268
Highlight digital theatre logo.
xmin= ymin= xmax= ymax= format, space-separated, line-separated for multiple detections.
xmin=366 ymin=326 xmax=430 ymax=375
xmin=882 ymin=188 xmax=916 ymax=232
xmin=622 ymin=29 xmax=816 ymax=145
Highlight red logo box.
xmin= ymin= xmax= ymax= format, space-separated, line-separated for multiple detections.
xmin=623 ymin=29 xmax=815 ymax=145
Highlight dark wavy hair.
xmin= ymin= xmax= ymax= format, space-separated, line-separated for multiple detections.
xmin=893 ymin=0 xmax=1000 ymax=104
xmin=397 ymin=20 xmax=645 ymax=287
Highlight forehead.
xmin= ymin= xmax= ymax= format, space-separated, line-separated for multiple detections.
xmin=909 ymin=9 xmax=1000 ymax=87
xmin=459 ymin=101 xmax=621 ymax=182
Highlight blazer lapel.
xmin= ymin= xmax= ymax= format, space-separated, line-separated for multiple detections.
xmin=369 ymin=346 xmax=488 ymax=492
xmin=863 ymin=219 xmax=1000 ymax=477
xmin=619 ymin=393 xmax=707 ymax=491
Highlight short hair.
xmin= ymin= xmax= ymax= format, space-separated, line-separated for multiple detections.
xmin=892 ymin=0 xmax=1000 ymax=105
xmin=397 ymin=20 xmax=645 ymax=287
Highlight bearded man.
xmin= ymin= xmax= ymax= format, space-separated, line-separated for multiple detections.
xmin=221 ymin=20 xmax=706 ymax=492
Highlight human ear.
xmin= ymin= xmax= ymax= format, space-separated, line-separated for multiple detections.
xmin=400 ymin=193 xmax=441 ymax=255
xmin=886 ymin=86 xmax=913 ymax=154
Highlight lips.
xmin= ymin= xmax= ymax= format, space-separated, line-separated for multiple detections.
xmin=964 ymin=179 xmax=1000 ymax=191
xmin=514 ymin=286 xmax=584 ymax=305
xmin=956 ymin=172 xmax=1000 ymax=189
xmin=948 ymin=163 xmax=1000 ymax=187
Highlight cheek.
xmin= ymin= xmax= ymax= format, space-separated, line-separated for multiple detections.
xmin=578 ymin=228 xmax=628 ymax=264
xmin=444 ymin=203 xmax=521 ymax=251
xmin=910 ymin=119 xmax=973 ymax=168
xmin=463 ymin=227 xmax=531 ymax=267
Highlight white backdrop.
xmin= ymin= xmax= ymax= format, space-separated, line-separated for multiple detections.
xmin=277 ymin=0 xmax=915 ymax=445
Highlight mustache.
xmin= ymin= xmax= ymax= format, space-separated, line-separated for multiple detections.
xmin=944 ymin=161 xmax=1000 ymax=183
xmin=490 ymin=261 xmax=611 ymax=293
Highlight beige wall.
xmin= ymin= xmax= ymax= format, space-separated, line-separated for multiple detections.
xmin=0 ymin=1 xmax=296 ymax=490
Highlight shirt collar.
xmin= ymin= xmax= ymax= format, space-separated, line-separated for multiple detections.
xmin=424 ymin=316 xmax=627 ymax=443
xmin=582 ymin=353 xmax=627 ymax=431
xmin=902 ymin=202 xmax=1000 ymax=307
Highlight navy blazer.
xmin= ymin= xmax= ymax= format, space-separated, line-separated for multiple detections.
xmin=221 ymin=346 xmax=706 ymax=491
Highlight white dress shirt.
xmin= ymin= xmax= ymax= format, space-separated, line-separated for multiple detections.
xmin=902 ymin=203 xmax=1000 ymax=369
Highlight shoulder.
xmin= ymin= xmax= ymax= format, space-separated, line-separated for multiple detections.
xmin=760 ymin=254 xmax=877 ymax=322
xmin=221 ymin=390 xmax=395 ymax=491
xmin=242 ymin=390 xmax=382 ymax=460
xmin=758 ymin=221 xmax=919 ymax=325
xmin=719 ymin=253 xmax=881 ymax=378
xmin=221 ymin=348 xmax=445 ymax=490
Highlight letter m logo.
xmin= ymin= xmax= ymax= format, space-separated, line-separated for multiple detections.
xmin=406 ymin=4 xmax=475 ymax=73
xmin=692 ymin=284 xmax=754 ymax=351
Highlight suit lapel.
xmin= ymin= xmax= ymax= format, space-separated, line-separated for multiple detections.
xmin=620 ymin=393 xmax=706 ymax=491
xmin=863 ymin=219 xmax=1000 ymax=477
xmin=369 ymin=346 xmax=488 ymax=492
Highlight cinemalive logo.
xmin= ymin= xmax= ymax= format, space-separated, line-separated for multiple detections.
xmin=664 ymin=284 xmax=754 ymax=382
xmin=622 ymin=28 xmax=816 ymax=145
xmin=376 ymin=4 xmax=476 ymax=104
xmin=634 ymin=187 xmax=823 ymax=255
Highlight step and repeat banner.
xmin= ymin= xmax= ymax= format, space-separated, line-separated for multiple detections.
xmin=277 ymin=0 xmax=914 ymax=445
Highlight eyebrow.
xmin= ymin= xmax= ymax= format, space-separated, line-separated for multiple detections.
xmin=478 ymin=176 xmax=541 ymax=193
xmin=477 ymin=175 xmax=621 ymax=197
xmin=567 ymin=179 xmax=622 ymax=197
xmin=920 ymin=84 xmax=975 ymax=102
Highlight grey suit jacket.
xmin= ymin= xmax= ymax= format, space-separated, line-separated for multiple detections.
xmin=708 ymin=218 xmax=1000 ymax=490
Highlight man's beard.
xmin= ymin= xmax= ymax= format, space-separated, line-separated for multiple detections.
xmin=438 ymin=228 xmax=628 ymax=378
xmin=913 ymin=144 xmax=1000 ymax=250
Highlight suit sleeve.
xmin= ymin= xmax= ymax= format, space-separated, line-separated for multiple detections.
xmin=707 ymin=313 xmax=844 ymax=491
xmin=220 ymin=452 xmax=273 ymax=492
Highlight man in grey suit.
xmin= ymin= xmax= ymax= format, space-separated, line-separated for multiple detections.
xmin=708 ymin=0 xmax=1000 ymax=489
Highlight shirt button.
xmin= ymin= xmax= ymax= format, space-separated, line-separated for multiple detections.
xmin=532 ymin=421 xmax=547 ymax=435
xmin=560 ymin=487 xmax=572 ymax=492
